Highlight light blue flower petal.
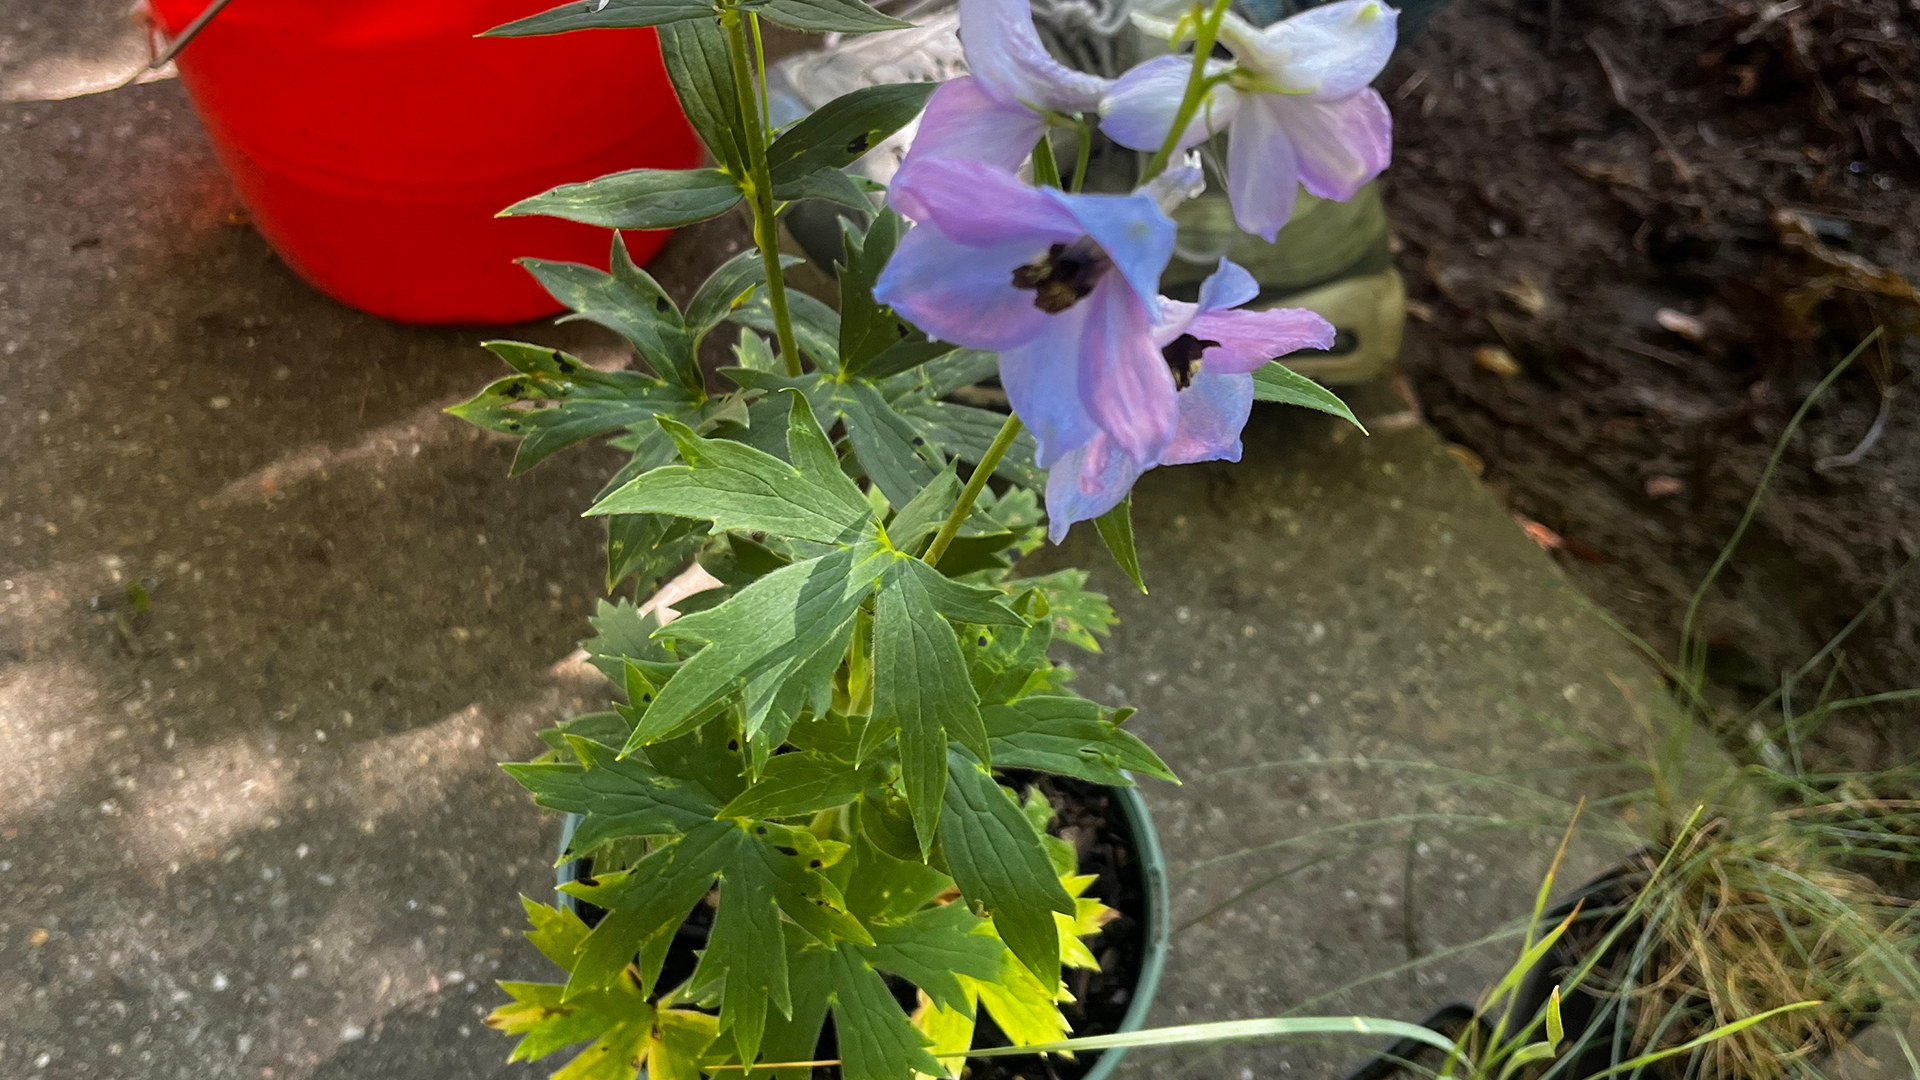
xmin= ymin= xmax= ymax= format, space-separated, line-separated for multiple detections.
xmin=1246 ymin=0 xmax=1399 ymax=98
xmin=1097 ymin=56 xmax=1235 ymax=153
xmin=1196 ymin=258 xmax=1260 ymax=314
xmin=1076 ymin=275 xmax=1179 ymax=464
xmin=1161 ymin=371 xmax=1252 ymax=466
xmin=1053 ymin=189 xmax=1177 ymax=313
xmin=874 ymin=223 xmax=1053 ymax=351
xmin=1000 ymin=308 xmax=1101 ymax=468
xmin=894 ymin=158 xmax=1082 ymax=245
xmin=1044 ymin=435 xmax=1146 ymax=543
xmin=892 ymin=78 xmax=1047 ymax=221
xmin=1188 ymin=305 xmax=1335 ymax=374
xmin=1280 ymin=89 xmax=1393 ymax=203
xmin=960 ymin=0 xmax=1111 ymax=113
xmin=1226 ymin=97 xmax=1301 ymax=243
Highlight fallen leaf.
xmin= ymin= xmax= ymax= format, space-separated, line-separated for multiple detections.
xmin=1474 ymin=345 xmax=1522 ymax=377
xmin=1516 ymin=516 xmax=1564 ymax=551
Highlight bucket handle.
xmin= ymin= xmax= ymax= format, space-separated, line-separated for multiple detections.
xmin=139 ymin=0 xmax=240 ymax=69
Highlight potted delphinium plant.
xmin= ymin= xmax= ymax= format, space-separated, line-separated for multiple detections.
xmin=450 ymin=0 xmax=1401 ymax=1076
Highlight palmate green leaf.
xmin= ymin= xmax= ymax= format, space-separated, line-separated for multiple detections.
xmin=588 ymin=393 xmax=873 ymax=544
xmin=582 ymin=598 xmax=673 ymax=684
xmin=983 ymin=695 xmax=1176 ymax=786
xmin=506 ymin=736 xmax=721 ymax=856
xmin=688 ymin=820 xmax=860 ymax=1063
xmin=859 ymin=902 xmax=1003 ymax=1015
xmin=647 ymin=1009 xmax=722 ymax=1080
xmin=731 ymin=290 xmax=843 ymax=371
xmin=448 ymin=342 xmax=695 ymax=475
xmin=637 ymin=541 xmax=889 ymax=746
xmin=766 ymin=83 xmax=935 ymax=186
xmin=838 ymin=380 xmax=942 ymax=508
xmin=537 ymin=711 xmax=635 ymax=756
xmin=657 ymin=19 xmax=747 ymax=172
xmin=937 ymin=750 xmax=1075 ymax=988
xmin=487 ymin=979 xmax=656 ymax=1079
xmin=966 ymin=948 xmax=1070 ymax=1046
xmin=607 ymin=512 xmax=707 ymax=595
xmin=1012 ymin=569 xmax=1116 ymax=653
xmin=720 ymin=751 xmax=885 ymax=819
xmin=902 ymin=401 xmax=1045 ymax=488
xmin=521 ymin=235 xmax=695 ymax=386
xmin=1250 ymin=361 xmax=1366 ymax=429
xmin=486 ymin=0 xmax=716 ymax=36
xmin=747 ymin=0 xmax=911 ymax=34
xmin=573 ymin=819 xmax=865 ymax=1059
xmin=889 ymin=465 xmax=961 ymax=554
xmin=870 ymin=557 xmax=1023 ymax=854
xmin=892 ymin=348 xmax=999 ymax=399
xmin=960 ymin=589 xmax=1053 ymax=704
xmin=825 ymin=947 xmax=946 ymax=1080
xmin=841 ymin=826 xmax=953 ymax=923
xmin=721 ymin=367 xmax=946 ymax=509
xmin=522 ymin=896 xmax=595 ymax=970
xmin=1093 ymin=494 xmax=1147 ymax=594
xmin=837 ymin=210 xmax=905 ymax=373
xmin=505 ymin=168 xmax=743 ymax=230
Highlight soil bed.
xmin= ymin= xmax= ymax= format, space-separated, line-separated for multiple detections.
xmin=1384 ymin=0 xmax=1920 ymax=769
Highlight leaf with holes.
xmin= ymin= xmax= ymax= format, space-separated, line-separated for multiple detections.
xmin=765 ymin=84 xmax=935 ymax=187
xmin=520 ymin=235 xmax=695 ymax=385
xmin=447 ymin=342 xmax=696 ymax=475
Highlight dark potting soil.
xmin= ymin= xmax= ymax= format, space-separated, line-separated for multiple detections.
xmin=563 ymin=771 xmax=1151 ymax=1080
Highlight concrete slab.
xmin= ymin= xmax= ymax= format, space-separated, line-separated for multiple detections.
xmin=5 ymin=39 xmax=1692 ymax=1080
xmin=1025 ymin=392 xmax=1664 ymax=1079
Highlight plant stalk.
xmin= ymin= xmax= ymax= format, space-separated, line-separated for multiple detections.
xmin=923 ymin=413 xmax=1024 ymax=567
xmin=1140 ymin=0 xmax=1233 ymax=182
xmin=722 ymin=8 xmax=803 ymax=377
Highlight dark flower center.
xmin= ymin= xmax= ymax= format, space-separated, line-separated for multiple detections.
xmin=1161 ymin=333 xmax=1218 ymax=390
xmin=1011 ymin=238 xmax=1113 ymax=314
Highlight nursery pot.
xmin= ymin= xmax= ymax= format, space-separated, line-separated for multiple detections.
xmin=146 ymin=0 xmax=701 ymax=324
xmin=1348 ymin=859 xmax=1878 ymax=1080
xmin=556 ymin=777 xmax=1172 ymax=1080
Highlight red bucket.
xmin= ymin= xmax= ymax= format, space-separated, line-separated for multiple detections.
xmin=148 ymin=0 xmax=702 ymax=324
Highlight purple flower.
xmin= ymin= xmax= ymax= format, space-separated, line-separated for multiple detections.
xmin=875 ymin=158 xmax=1180 ymax=466
xmin=1101 ymin=0 xmax=1398 ymax=241
xmin=891 ymin=0 xmax=1112 ymax=214
xmin=1043 ymin=259 xmax=1336 ymax=541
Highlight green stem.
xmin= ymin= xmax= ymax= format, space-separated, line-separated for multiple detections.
xmin=722 ymin=8 xmax=802 ymax=377
xmin=1140 ymin=0 xmax=1233 ymax=183
xmin=922 ymin=413 xmax=1024 ymax=567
